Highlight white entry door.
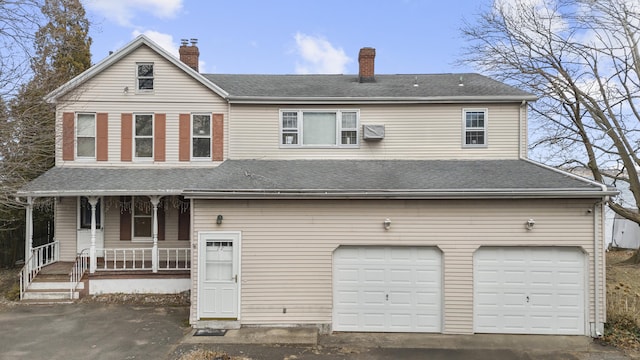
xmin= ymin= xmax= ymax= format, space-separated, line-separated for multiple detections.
xmin=198 ymin=232 xmax=240 ymax=319
xmin=474 ymin=247 xmax=586 ymax=335
xmin=333 ymin=246 xmax=442 ymax=332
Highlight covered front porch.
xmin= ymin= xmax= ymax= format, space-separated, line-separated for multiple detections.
xmin=15 ymin=167 xmax=219 ymax=301
xmin=17 ymin=194 xmax=192 ymax=301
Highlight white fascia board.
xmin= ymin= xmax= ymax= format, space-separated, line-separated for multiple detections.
xmin=45 ymin=35 xmax=228 ymax=103
xmin=226 ymin=95 xmax=539 ymax=105
xmin=183 ymin=189 xmax=617 ymax=200
xmin=15 ymin=189 xmax=184 ymax=198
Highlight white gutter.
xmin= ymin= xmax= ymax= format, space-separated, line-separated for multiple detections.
xmin=15 ymin=189 xmax=185 ymax=197
xmin=182 ymin=189 xmax=617 ymax=200
xmin=227 ymin=95 xmax=539 ymax=105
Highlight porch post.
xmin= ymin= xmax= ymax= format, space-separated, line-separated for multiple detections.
xmin=149 ymin=196 xmax=161 ymax=273
xmin=24 ymin=196 xmax=33 ymax=269
xmin=88 ymin=196 xmax=99 ymax=273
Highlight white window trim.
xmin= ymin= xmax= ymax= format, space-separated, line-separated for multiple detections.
xmin=133 ymin=113 xmax=154 ymax=161
xmin=279 ymin=109 xmax=360 ymax=148
xmin=75 ymin=112 xmax=96 ymax=160
xmin=131 ymin=196 xmax=153 ymax=243
xmin=77 ymin=196 xmax=103 ymax=230
xmin=191 ymin=113 xmax=212 ymax=161
xmin=462 ymin=108 xmax=488 ymax=148
xmin=136 ymin=62 xmax=154 ymax=93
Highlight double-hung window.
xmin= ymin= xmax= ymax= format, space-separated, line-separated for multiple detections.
xmin=134 ymin=114 xmax=153 ymax=159
xmin=192 ymin=114 xmax=211 ymax=159
xmin=76 ymin=113 xmax=96 ymax=158
xmin=463 ymin=109 xmax=487 ymax=147
xmin=137 ymin=63 xmax=154 ymax=91
xmin=280 ymin=110 xmax=359 ymax=147
xmin=133 ymin=197 xmax=152 ymax=240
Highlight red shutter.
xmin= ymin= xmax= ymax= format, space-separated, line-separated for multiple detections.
xmin=178 ymin=197 xmax=190 ymax=241
xmin=62 ymin=112 xmax=75 ymax=161
xmin=154 ymin=113 xmax=166 ymax=162
xmin=179 ymin=113 xmax=190 ymax=161
xmin=96 ymin=113 xmax=108 ymax=161
xmin=121 ymin=113 xmax=132 ymax=161
xmin=119 ymin=196 xmax=132 ymax=241
xmin=212 ymin=113 xmax=224 ymax=161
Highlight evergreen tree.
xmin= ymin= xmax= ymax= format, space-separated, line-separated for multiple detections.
xmin=0 ymin=0 xmax=92 ymax=266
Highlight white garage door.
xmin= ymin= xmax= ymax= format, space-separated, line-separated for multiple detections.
xmin=474 ymin=247 xmax=586 ymax=335
xmin=333 ymin=246 xmax=442 ymax=332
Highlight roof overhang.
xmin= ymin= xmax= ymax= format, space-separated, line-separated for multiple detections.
xmin=183 ymin=188 xmax=616 ymax=200
xmin=226 ymin=95 xmax=539 ymax=105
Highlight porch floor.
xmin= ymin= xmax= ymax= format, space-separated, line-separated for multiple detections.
xmin=37 ymin=261 xmax=190 ymax=279
xmin=39 ymin=262 xmax=75 ymax=275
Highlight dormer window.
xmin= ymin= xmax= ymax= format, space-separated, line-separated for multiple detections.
xmin=137 ymin=63 xmax=154 ymax=91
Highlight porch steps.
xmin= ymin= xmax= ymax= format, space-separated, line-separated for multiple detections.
xmin=23 ymin=272 xmax=84 ymax=302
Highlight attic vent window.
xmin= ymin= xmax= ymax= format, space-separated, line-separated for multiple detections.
xmin=137 ymin=63 xmax=154 ymax=91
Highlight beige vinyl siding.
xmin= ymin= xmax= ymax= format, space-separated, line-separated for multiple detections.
xmin=55 ymin=45 xmax=228 ymax=166
xmin=55 ymin=198 xmax=77 ymax=261
xmin=191 ymin=198 xmax=600 ymax=334
xmin=102 ymin=196 xmax=189 ymax=250
xmin=228 ymin=103 xmax=521 ymax=160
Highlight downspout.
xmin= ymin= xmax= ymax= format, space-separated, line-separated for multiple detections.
xmin=593 ymin=195 xmax=608 ymax=337
xmin=519 ymin=100 xmax=525 ymax=159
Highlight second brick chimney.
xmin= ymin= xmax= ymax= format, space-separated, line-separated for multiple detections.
xmin=358 ymin=47 xmax=376 ymax=83
xmin=179 ymin=38 xmax=199 ymax=72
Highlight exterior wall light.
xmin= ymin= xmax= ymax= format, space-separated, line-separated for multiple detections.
xmin=216 ymin=215 xmax=223 ymax=225
xmin=383 ymin=218 xmax=391 ymax=230
xmin=525 ymin=219 xmax=535 ymax=230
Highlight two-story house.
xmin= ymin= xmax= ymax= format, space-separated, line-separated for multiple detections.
xmin=18 ymin=35 xmax=616 ymax=337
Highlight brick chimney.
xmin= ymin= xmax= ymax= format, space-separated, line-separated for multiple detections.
xmin=179 ymin=38 xmax=199 ymax=72
xmin=358 ymin=47 xmax=376 ymax=83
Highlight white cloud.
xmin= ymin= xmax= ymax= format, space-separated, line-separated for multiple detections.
xmin=131 ymin=30 xmax=207 ymax=72
xmin=84 ymin=0 xmax=183 ymax=27
xmin=293 ymin=33 xmax=351 ymax=74
xmin=132 ymin=30 xmax=179 ymax=56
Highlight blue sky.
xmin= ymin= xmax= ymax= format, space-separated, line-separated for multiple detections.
xmin=83 ymin=0 xmax=493 ymax=75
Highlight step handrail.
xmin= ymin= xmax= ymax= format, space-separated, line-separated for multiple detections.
xmin=18 ymin=241 xmax=60 ymax=300
xmin=69 ymin=248 xmax=89 ymax=299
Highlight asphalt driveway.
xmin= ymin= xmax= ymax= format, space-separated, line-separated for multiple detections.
xmin=0 ymin=303 xmax=189 ymax=360
xmin=0 ymin=303 xmax=633 ymax=360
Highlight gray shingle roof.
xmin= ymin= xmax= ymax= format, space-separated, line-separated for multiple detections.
xmin=203 ymin=73 xmax=536 ymax=102
xmin=18 ymin=160 xmax=611 ymax=199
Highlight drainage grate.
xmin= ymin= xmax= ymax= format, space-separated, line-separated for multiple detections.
xmin=193 ymin=328 xmax=227 ymax=336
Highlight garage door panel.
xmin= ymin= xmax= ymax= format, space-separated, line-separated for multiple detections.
xmin=474 ymin=247 xmax=585 ymax=335
xmin=334 ymin=246 xmax=442 ymax=332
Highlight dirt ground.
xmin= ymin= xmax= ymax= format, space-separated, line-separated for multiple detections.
xmin=604 ymin=250 xmax=640 ymax=358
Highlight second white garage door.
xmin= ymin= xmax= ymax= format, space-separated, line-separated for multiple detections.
xmin=474 ymin=247 xmax=586 ymax=335
xmin=333 ymin=246 xmax=442 ymax=332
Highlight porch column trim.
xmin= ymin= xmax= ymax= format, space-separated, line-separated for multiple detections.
xmin=149 ymin=195 xmax=162 ymax=273
xmin=25 ymin=196 xmax=33 ymax=270
xmin=87 ymin=196 xmax=99 ymax=273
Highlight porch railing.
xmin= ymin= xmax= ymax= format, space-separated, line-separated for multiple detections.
xmin=99 ymin=248 xmax=152 ymax=271
xmin=158 ymin=248 xmax=191 ymax=271
xmin=18 ymin=241 xmax=60 ymax=300
xmin=95 ymin=247 xmax=190 ymax=272
xmin=69 ymin=249 xmax=89 ymax=299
